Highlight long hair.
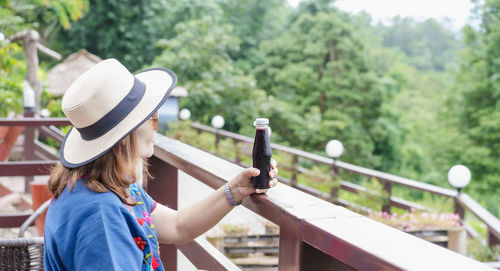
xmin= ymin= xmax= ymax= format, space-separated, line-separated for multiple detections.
xmin=49 ymin=131 xmax=147 ymax=205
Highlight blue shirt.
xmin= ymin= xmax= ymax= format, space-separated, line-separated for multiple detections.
xmin=44 ymin=177 xmax=164 ymax=271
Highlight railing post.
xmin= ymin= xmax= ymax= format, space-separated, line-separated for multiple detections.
xmin=23 ymin=110 xmax=35 ymax=193
xmin=290 ymin=154 xmax=298 ymax=187
xmin=215 ymin=130 xmax=220 ymax=153
xmin=148 ymin=156 xmax=178 ymax=271
xmin=330 ymin=162 xmax=339 ymax=203
xmin=488 ymin=229 xmax=500 ymax=247
xmin=382 ymin=181 xmax=392 ymax=214
xmin=278 ymin=214 xmax=303 ymax=270
xmin=233 ymin=138 xmax=241 ymax=165
xmin=454 ymin=198 xmax=465 ymax=221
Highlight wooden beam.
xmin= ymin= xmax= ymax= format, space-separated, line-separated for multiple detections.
xmin=0 ymin=160 xmax=56 ymax=176
xmin=0 ymin=214 xmax=32 ymax=228
xmin=0 ymin=118 xmax=71 ymax=127
xmin=177 ymin=238 xmax=240 ymax=271
xmin=39 ymin=125 xmax=65 ymax=143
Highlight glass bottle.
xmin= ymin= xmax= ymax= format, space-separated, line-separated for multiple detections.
xmin=251 ymin=118 xmax=272 ymax=192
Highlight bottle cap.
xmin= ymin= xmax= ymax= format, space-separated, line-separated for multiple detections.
xmin=254 ymin=118 xmax=269 ymax=126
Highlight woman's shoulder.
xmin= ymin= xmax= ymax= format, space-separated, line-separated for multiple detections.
xmin=50 ymin=180 xmax=128 ymax=215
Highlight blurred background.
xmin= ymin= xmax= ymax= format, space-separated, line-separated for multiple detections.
xmin=2 ymin=0 xmax=500 ymax=264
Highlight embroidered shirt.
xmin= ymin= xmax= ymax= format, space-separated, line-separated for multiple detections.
xmin=44 ymin=177 xmax=164 ymax=271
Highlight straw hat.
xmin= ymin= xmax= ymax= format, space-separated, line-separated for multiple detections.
xmin=60 ymin=58 xmax=177 ymax=168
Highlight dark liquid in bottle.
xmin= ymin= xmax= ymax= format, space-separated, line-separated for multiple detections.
xmin=251 ymin=128 xmax=272 ymax=189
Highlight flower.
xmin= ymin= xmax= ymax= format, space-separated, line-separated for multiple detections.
xmin=143 ymin=211 xmax=152 ymax=225
xmin=152 ymin=255 xmax=160 ymax=270
xmin=368 ymin=210 xmax=461 ymax=231
xmin=137 ymin=218 xmax=144 ymax=226
xmin=134 ymin=237 xmax=146 ymax=250
xmin=129 ymin=184 xmax=139 ymax=195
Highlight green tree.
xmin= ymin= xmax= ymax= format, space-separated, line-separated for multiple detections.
xmin=452 ymin=0 xmax=500 ymax=201
xmin=219 ymin=0 xmax=289 ymax=72
xmin=156 ymin=0 xmax=223 ymax=40
xmin=0 ymin=0 xmax=88 ymax=36
xmin=0 ymin=41 xmax=26 ymax=117
xmin=255 ymin=10 xmax=383 ymax=166
xmin=152 ymin=17 xmax=271 ymax=133
xmin=0 ymin=0 xmax=87 ymax=117
xmin=55 ymin=0 xmax=165 ymax=71
xmin=378 ymin=17 xmax=459 ymax=71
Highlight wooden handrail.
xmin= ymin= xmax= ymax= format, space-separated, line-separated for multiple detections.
xmin=190 ymin=122 xmax=500 ymax=247
xmin=177 ymin=238 xmax=241 ymax=270
xmin=0 ymin=118 xmax=71 ymax=126
xmin=0 ymin=214 xmax=32 ymax=228
xmin=0 ymin=160 xmax=57 ymax=176
xmin=191 ymin=123 xmax=456 ymax=197
xmin=459 ymin=193 xmax=500 ymax=243
xmin=152 ymin=134 xmax=492 ymax=270
xmin=39 ymin=125 xmax=65 ymax=143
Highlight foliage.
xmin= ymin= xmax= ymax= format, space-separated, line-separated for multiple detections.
xmin=165 ymin=121 xmax=215 ymax=152
xmin=255 ymin=9 xmax=383 ymax=168
xmin=0 ymin=41 xmax=25 ymax=116
xmin=449 ymin=0 xmax=500 ymax=201
xmin=41 ymin=90 xmax=64 ymax=117
xmin=467 ymin=238 xmax=500 ymax=262
xmin=153 ymin=16 xmax=272 ymax=133
xmin=346 ymin=178 xmax=389 ymax=212
xmin=0 ymin=0 xmax=87 ymax=117
xmin=368 ymin=210 xmax=461 ymax=231
xmin=0 ymin=0 xmax=88 ymax=36
xmin=297 ymin=164 xmax=339 ymax=192
xmin=222 ymin=223 xmax=249 ymax=235
xmin=55 ymin=0 xmax=165 ymax=71
xmin=376 ymin=17 xmax=459 ymax=71
xmin=219 ymin=0 xmax=290 ymax=72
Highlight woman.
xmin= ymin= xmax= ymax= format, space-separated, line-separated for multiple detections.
xmin=44 ymin=59 xmax=278 ymax=270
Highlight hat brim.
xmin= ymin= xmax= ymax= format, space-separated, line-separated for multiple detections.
xmin=60 ymin=68 xmax=177 ymax=168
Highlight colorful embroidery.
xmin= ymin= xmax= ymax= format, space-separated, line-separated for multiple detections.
xmin=152 ymin=255 xmax=159 ymax=270
xmin=129 ymin=183 xmax=161 ymax=269
xmin=129 ymin=185 xmax=139 ymax=195
xmin=134 ymin=237 xmax=146 ymax=250
xmin=142 ymin=211 xmax=152 ymax=225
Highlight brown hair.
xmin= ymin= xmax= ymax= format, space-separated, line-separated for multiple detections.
xmin=49 ymin=131 xmax=147 ymax=205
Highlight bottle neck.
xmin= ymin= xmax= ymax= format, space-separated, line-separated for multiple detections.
xmin=255 ymin=124 xmax=268 ymax=130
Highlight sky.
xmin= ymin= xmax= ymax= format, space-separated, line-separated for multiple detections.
xmin=288 ymin=0 xmax=476 ymax=31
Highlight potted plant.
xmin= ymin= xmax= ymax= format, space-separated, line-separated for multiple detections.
xmin=368 ymin=210 xmax=466 ymax=254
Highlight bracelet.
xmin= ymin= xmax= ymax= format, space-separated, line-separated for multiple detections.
xmin=224 ymin=183 xmax=241 ymax=206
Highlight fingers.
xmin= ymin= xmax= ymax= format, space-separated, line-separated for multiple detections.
xmin=271 ymin=159 xmax=278 ymax=169
xmin=255 ymin=178 xmax=278 ymax=194
xmin=243 ymin=168 xmax=260 ymax=178
xmin=269 ymin=159 xmax=278 ymax=178
xmin=269 ymin=167 xmax=278 ymax=178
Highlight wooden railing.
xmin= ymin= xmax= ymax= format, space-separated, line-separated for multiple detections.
xmin=0 ymin=117 xmax=497 ymax=270
xmin=149 ymin=134 xmax=493 ymax=270
xmin=190 ymin=122 xmax=500 ymax=248
xmin=0 ymin=117 xmax=69 ymax=227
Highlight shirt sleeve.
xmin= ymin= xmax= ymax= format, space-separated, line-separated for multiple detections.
xmin=73 ymin=202 xmax=144 ymax=271
xmin=136 ymin=184 xmax=157 ymax=213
